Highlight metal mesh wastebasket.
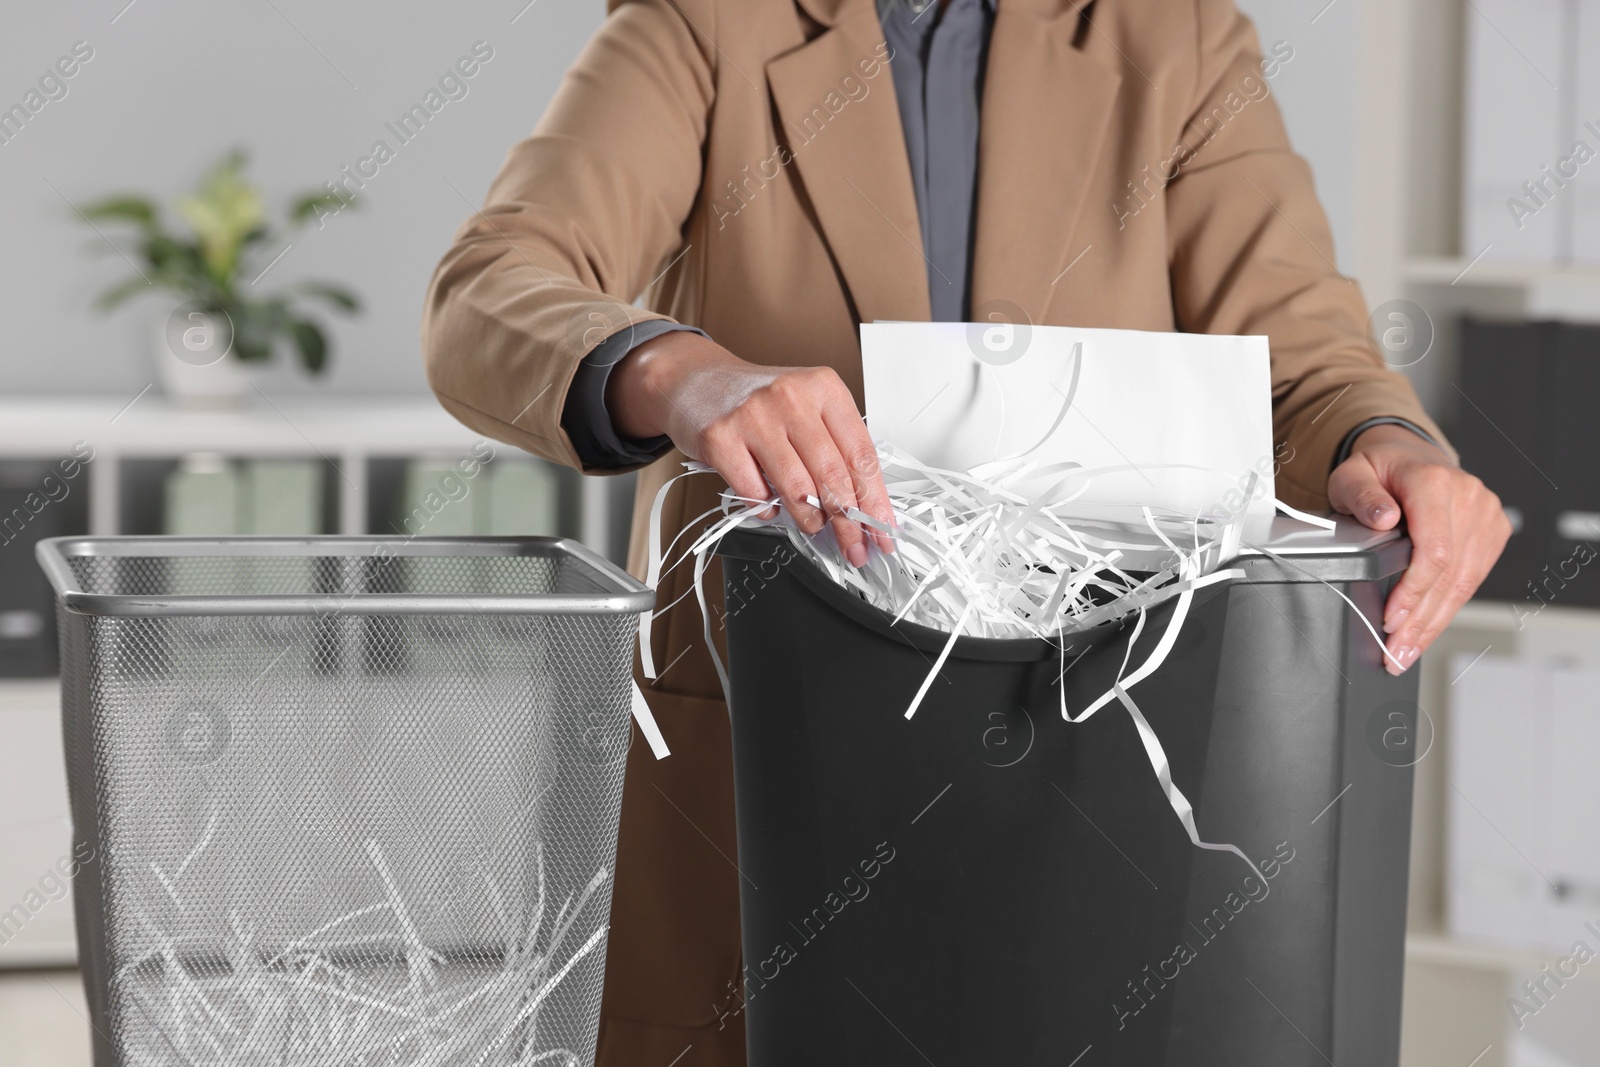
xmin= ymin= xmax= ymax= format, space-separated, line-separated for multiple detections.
xmin=37 ymin=536 xmax=653 ymax=1067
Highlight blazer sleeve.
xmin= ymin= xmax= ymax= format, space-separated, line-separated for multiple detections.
xmin=420 ymin=0 xmax=714 ymax=473
xmin=1162 ymin=0 xmax=1455 ymax=511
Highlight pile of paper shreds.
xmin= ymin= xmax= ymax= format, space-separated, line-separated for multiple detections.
xmin=773 ymin=449 xmax=1252 ymax=639
xmin=113 ymin=839 xmax=607 ymax=1067
xmin=642 ymin=445 xmax=1398 ymax=879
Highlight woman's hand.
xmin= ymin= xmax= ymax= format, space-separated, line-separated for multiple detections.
xmin=1327 ymin=423 xmax=1512 ymax=675
xmin=607 ymin=330 xmax=894 ymax=565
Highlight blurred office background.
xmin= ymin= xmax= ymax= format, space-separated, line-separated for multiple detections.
xmin=0 ymin=1 xmax=1595 ymax=1065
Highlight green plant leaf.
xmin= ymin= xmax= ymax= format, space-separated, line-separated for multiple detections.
xmin=229 ymin=317 xmax=271 ymax=361
xmin=176 ymin=151 xmax=266 ymax=286
xmin=225 ymin=299 xmax=276 ymax=363
xmin=289 ymin=191 xmax=354 ymax=226
xmin=93 ymin=276 xmax=156 ymax=312
xmin=289 ymin=318 xmax=329 ymax=374
xmin=139 ymin=236 xmax=216 ymax=300
xmin=295 ymin=281 xmax=361 ymax=313
xmin=77 ymin=196 xmax=159 ymax=229
xmin=143 ymin=235 xmax=196 ymax=271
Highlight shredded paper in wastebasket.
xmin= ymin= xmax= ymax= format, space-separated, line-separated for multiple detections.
xmin=638 ymin=324 xmax=1404 ymax=881
xmin=117 ymin=839 xmax=607 ymax=1066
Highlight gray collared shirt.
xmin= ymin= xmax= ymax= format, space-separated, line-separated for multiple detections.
xmin=879 ymin=0 xmax=995 ymax=323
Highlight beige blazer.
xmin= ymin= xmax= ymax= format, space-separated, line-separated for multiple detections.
xmin=421 ymin=0 xmax=1449 ymax=1060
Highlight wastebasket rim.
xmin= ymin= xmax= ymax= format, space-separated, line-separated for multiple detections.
xmin=34 ymin=535 xmax=655 ymax=617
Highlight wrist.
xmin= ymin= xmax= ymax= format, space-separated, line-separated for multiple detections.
xmin=608 ymin=330 xmax=726 ymax=439
xmin=1350 ymin=422 xmax=1452 ymax=464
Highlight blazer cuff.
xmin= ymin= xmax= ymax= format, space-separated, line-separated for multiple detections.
xmin=562 ymin=321 xmax=707 ymax=470
xmin=1331 ymin=416 xmax=1438 ymax=470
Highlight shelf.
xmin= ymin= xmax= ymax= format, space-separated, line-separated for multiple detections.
xmin=0 ymin=678 xmax=59 ymax=712
xmin=0 ymin=396 xmax=481 ymax=457
xmin=1406 ymin=928 xmax=1594 ymax=978
xmin=0 ymin=396 xmax=622 ymax=557
xmin=1403 ymin=258 xmax=1600 ymax=323
xmin=1450 ymin=599 xmax=1600 ymax=633
xmin=1404 ymin=256 xmax=1600 ymax=287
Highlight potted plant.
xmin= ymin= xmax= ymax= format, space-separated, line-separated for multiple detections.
xmin=80 ymin=150 xmax=360 ymax=406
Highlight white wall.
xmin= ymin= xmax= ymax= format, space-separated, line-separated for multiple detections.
xmin=0 ymin=0 xmax=1365 ymax=398
xmin=0 ymin=0 xmax=603 ymax=397
xmin=1233 ymin=0 xmax=1364 ymax=276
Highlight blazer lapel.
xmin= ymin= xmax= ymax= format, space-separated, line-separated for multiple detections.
xmin=971 ymin=0 xmax=1122 ymax=326
xmin=767 ymin=1 xmax=932 ymax=325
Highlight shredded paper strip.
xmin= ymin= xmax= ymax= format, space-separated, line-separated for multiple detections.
xmin=118 ymin=839 xmax=608 ymax=1067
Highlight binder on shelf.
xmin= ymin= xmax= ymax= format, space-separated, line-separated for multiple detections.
xmin=1459 ymin=317 xmax=1600 ymax=610
xmin=164 ymin=456 xmax=264 ymax=610
xmin=1457 ymin=319 xmax=1557 ymax=603
xmin=1449 ymin=654 xmax=1600 ymax=955
xmin=395 ymin=456 xmax=480 ymax=537
xmin=484 ymin=459 xmax=560 ymax=538
xmin=163 ymin=454 xmax=241 ymax=535
xmin=1460 ymin=0 xmax=1568 ymax=264
xmin=1548 ymin=322 xmax=1600 ymax=607
xmin=0 ymin=459 xmax=87 ymax=676
xmin=239 ymin=459 xmax=322 ymax=600
xmin=240 ymin=459 xmax=322 ymax=535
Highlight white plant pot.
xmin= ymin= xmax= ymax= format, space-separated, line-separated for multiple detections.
xmin=152 ymin=304 xmax=263 ymax=409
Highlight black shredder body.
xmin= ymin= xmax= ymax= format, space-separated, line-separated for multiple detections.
xmin=716 ymin=521 xmax=1421 ymax=1067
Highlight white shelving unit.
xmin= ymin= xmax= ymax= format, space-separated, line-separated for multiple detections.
xmin=1356 ymin=2 xmax=1600 ymax=1063
xmin=1404 ymin=256 xmax=1600 ymax=323
xmin=0 ymin=680 xmax=73 ymax=966
xmin=0 ymin=396 xmax=615 ymax=543
xmin=0 ymin=394 xmax=625 ymax=968
xmin=1407 ymin=927 xmax=1600 ymax=977
xmin=1398 ymin=599 xmax=1600 ymax=1067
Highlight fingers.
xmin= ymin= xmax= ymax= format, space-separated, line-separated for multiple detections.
xmin=692 ymin=363 xmax=889 ymax=566
xmin=1327 ymin=454 xmax=1402 ymax=531
xmin=697 ymin=373 xmax=829 ymax=530
xmin=1380 ymin=468 xmax=1454 ymax=672
xmin=787 ymin=426 xmax=871 ymax=566
xmin=758 ymin=368 xmax=887 ymax=567
xmin=699 ymin=426 xmax=778 ymax=519
xmin=744 ymin=432 xmax=828 ymax=537
xmin=1382 ymin=471 xmax=1510 ymax=675
xmin=1387 ymin=517 xmax=1501 ymax=675
xmin=821 ymin=392 xmax=895 ymax=555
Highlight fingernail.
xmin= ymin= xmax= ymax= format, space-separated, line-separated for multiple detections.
xmin=847 ymin=543 xmax=868 ymax=568
xmin=1370 ymin=504 xmax=1394 ymax=526
xmin=1384 ymin=608 xmax=1408 ymax=634
xmin=1390 ymin=645 xmax=1417 ymax=672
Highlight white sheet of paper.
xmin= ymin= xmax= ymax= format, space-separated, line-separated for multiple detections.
xmin=860 ymin=321 xmax=1277 ymax=526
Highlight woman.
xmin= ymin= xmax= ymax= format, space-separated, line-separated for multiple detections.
xmin=421 ymin=0 xmax=1507 ymax=1061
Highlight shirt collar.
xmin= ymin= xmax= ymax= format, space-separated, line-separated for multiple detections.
xmin=877 ymin=0 xmax=995 ymax=29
